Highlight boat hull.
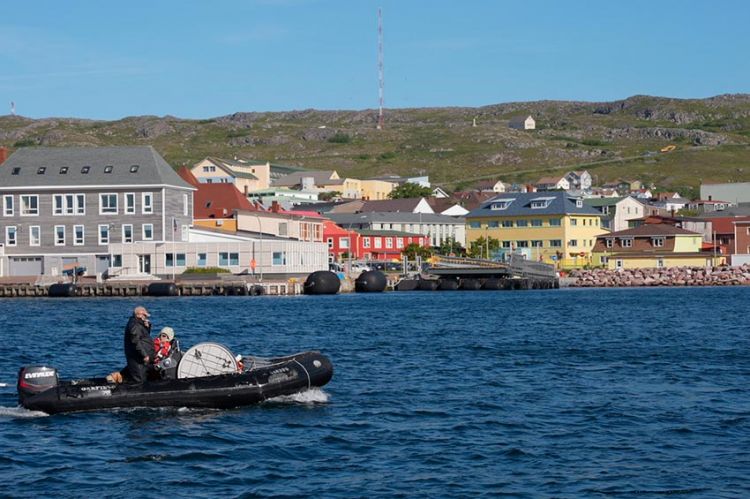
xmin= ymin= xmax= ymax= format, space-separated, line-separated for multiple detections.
xmin=19 ymin=351 xmax=333 ymax=415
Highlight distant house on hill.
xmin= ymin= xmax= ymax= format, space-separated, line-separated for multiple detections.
xmin=508 ymin=115 xmax=536 ymax=130
xmin=191 ymin=157 xmax=271 ymax=195
xmin=535 ymin=175 xmax=570 ymax=191
xmin=475 ymin=179 xmax=508 ymax=193
xmin=564 ymin=170 xmax=592 ymax=191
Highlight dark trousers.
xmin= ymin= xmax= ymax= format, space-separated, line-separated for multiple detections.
xmin=124 ymin=357 xmax=147 ymax=384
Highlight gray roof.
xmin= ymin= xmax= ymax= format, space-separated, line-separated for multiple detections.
xmin=328 ymin=212 xmax=464 ymax=225
xmin=467 ymin=191 xmax=603 ymax=218
xmin=0 ymin=146 xmax=192 ymax=189
xmin=272 ymin=170 xmax=337 ymax=187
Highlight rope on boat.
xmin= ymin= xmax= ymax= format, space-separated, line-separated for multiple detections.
xmin=293 ymin=359 xmax=311 ymax=390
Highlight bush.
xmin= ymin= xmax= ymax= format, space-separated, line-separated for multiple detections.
xmin=13 ymin=139 xmax=36 ymax=147
xmin=328 ymin=132 xmax=351 ymax=144
xmin=183 ymin=267 xmax=231 ymax=274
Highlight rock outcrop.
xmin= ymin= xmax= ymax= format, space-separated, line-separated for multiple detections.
xmin=568 ymin=265 xmax=750 ymax=287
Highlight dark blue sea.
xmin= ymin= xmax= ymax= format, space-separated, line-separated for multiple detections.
xmin=1 ymin=287 xmax=749 ymax=498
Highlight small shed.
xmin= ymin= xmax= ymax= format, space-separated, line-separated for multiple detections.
xmin=508 ymin=115 xmax=536 ymax=130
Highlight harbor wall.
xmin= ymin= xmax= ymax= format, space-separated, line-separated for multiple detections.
xmin=567 ymin=265 xmax=750 ymax=287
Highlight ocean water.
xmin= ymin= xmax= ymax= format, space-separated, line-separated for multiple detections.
xmin=1 ymin=287 xmax=749 ymax=497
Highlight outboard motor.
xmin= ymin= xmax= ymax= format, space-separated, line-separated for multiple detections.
xmin=18 ymin=366 xmax=59 ymax=405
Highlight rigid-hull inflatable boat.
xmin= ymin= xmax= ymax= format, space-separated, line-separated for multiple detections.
xmin=18 ymin=349 xmax=333 ymax=415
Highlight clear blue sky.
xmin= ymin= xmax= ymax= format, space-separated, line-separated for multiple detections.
xmin=1 ymin=0 xmax=748 ymax=120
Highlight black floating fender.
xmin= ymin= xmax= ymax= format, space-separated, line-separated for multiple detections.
xmin=355 ymin=270 xmax=387 ymax=293
xmin=395 ymin=279 xmax=419 ymax=291
xmin=48 ymin=283 xmax=77 ymax=297
xmin=147 ymin=282 xmax=178 ymax=296
xmin=304 ymin=271 xmax=341 ymax=295
xmin=418 ymin=279 xmax=439 ymax=291
xmin=438 ymin=279 xmax=459 ymax=291
xmin=249 ymin=285 xmax=265 ymax=296
xmin=460 ymin=278 xmax=482 ymax=290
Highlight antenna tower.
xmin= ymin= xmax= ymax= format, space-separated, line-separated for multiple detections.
xmin=377 ymin=7 xmax=384 ymax=130
xmin=10 ymin=101 xmax=15 ymax=116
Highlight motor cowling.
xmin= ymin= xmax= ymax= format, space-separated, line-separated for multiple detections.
xmin=18 ymin=366 xmax=59 ymax=403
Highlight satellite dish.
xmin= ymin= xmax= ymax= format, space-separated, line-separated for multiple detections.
xmin=176 ymin=342 xmax=238 ymax=379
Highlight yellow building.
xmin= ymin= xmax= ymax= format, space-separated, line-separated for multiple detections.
xmin=591 ymin=223 xmax=718 ymax=269
xmin=360 ymin=179 xmax=397 ymax=200
xmin=465 ymin=192 xmax=607 ymax=268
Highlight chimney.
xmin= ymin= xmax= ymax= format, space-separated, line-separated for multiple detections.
xmin=244 ymin=185 xmax=249 ymax=195
xmin=271 ymin=201 xmax=280 ymax=213
xmin=0 ymin=147 xmax=8 ymax=165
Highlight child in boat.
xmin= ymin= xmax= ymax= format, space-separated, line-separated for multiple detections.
xmin=154 ymin=327 xmax=175 ymax=364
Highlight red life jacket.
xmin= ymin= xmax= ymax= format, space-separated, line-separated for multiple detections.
xmin=153 ymin=338 xmax=171 ymax=362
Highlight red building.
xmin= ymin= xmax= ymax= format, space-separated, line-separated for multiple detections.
xmin=323 ymin=221 xmax=430 ymax=262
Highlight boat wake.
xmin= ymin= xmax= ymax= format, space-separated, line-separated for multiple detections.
xmin=265 ymin=388 xmax=329 ymax=405
xmin=0 ymin=406 xmax=49 ymax=418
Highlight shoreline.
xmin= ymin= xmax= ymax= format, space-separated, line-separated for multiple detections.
xmin=565 ymin=264 xmax=750 ymax=288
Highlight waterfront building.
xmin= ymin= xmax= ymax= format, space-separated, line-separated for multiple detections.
xmin=584 ymin=196 xmax=646 ymax=232
xmin=591 ymin=224 xmax=715 ymax=269
xmin=327 ymin=212 xmax=465 ymax=249
xmin=0 ymin=146 xmax=193 ymax=277
xmin=465 ymin=191 xmax=606 ymax=268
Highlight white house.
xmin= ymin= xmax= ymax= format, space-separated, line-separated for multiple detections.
xmin=535 ymin=176 xmax=570 ymax=191
xmin=564 ymin=171 xmax=592 ymax=191
xmin=509 ymin=115 xmax=536 ymax=130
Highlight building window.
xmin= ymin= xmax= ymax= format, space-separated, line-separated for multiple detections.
xmin=517 ymin=240 xmax=529 ymax=248
xmin=73 ymin=225 xmax=84 ymax=246
xmin=469 ymin=221 xmax=481 ymax=229
xmin=550 ymin=239 xmax=562 ymax=247
xmin=502 ymin=240 xmax=511 ymax=248
xmin=500 ymin=220 xmax=512 ymax=228
xmin=6 ymin=226 xmax=17 ymax=246
xmin=112 ymin=255 xmax=122 ymax=268
xmin=374 ymin=238 xmax=382 ymax=249
xmin=29 ymin=226 xmax=40 ymax=246
xmin=166 ymin=253 xmax=187 ymax=267
xmin=181 ymin=225 xmax=188 ymax=242
xmin=100 ymin=193 xmax=118 ymax=214
xmin=616 ymin=259 xmax=623 ymax=269
xmin=104 ymin=165 xmax=113 ymax=174
xmin=81 ymin=166 xmax=90 ymax=174
xmin=183 ymin=193 xmax=189 ymax=216
xmin=142 ymin=193 xmax=153 ymax=214
xmin=327 ymin=238 xmax=334 ymax=249
xmin=3 ymin=195 xmax=13 ymax=216
xmin=130 ymin=165 xmax=139 ymax=173
xmin=549 ymin=218 xmax=561 ymax=226
xmin=531 ymin=219 xmax=543 ymax=227
xmin=20 ymin=195 xmax=39 ymax=216
xmin=54 ymin=225 xmax=65 ymax=246
xmin=218 ymin=252 xmax=239 ymax=266
xmin=605 ymin=238 xmax=613 ymax=248
xmin=272 ymin=251 xmax=286 ymax=266
xmin=98 ymin=224 xmax=110 ymax=245
xmin=54 ymin=195 xmax=64 ymax=215
xmin=621 ymin=238 xmax=633 ymax=248
xmin=76 ymin=194 xmax=85 ymax=215
xmin=396 ymin=237 xmax=404 ymax=248
xmin=488 ymin=221 xmax=499 ymax=228
xmin=143 ymin=224 xmax=153 ymax=240
xmin=363 ymin=237 xmax=371 ymax=248
xmin=516 ymin=220 xmax=528 ymax=227
xmin=278 ymin=223 xmax=288 ymax=236
xmin=570 ymin=218 xmax=578 ymax=226
xmin=340 ymin=238 xmax=349 ymax=249
xmin=197 ymin=253 xmax=207 ymax=267
xmin=122 ymin=224 xmax=133 ymax=243
xmin=569 ymin=239 xmax=578 ymax=247
xmin=600 ymin=256 xmax=608 ymax=264
xmin=385 ymin=237 xmax=393 ymax=249
xmin=531 ymin=240 xmax=543 ymax=248
xmin=652 ymin=237 xmax=665 ymax=247
xmin=125 ymin=193 xmax=136 ymax=214
xmin=657 ymin=258 xmax=664 ymax=268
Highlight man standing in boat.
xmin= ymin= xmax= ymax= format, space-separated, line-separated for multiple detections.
xmin=123 ymin=306 xmax=153 ymax=383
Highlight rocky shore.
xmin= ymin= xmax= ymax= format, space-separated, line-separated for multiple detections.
xmin=568 ymin=265 xmax=750 ymax=287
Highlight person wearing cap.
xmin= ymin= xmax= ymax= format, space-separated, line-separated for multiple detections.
xmin=123 ymin=305 xmax=153 ymax=383
xmin=153 ymin=326 xmax=175 ymax=365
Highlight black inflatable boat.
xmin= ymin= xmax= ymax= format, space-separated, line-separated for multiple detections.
xmin=18 ymin=349 xmax=333 ymax=415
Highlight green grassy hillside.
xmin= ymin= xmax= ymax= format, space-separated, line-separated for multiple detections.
xmin=3 ymin=94 xmax=750 ymax=194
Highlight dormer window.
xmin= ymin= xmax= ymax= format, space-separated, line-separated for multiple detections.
xmin=530 ymin=197 xmax=554 ymax=209
xmin=104 ymin=165 xmax=113 ymax=174
xmin=652 ymin=237 xmax=665 ymax=247
xmin=605 ymin=238 xmax=613 ymax=248
xmin=37 ymin=167 xmax=46 ymax=174
xmin=490 ymin=198 xmax=515 ymax=210
xmin=11 ymin=167 xmax=20 ymax=175
xmin=59 ymin=167 xmax=69 ymax=174
xmin=575 ymin=198 xmax=583 ymax=208
xmin=81 ymin=166 xmax=91 ymax=174
xmin=129 ymin=165 xmax=139 ymax=173
xmin=621 ymin=237 xmax=633 ymax=248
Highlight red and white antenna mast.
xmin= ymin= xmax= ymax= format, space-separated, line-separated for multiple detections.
xmin=376 ymin=7 xmax=384 ymax=130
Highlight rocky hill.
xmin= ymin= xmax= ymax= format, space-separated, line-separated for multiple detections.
xmin=3 ymin=94 xmax=750 ymax=194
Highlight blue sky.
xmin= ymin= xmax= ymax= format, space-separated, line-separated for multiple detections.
xmin=1 ymin=0 xmax=748 ymax=120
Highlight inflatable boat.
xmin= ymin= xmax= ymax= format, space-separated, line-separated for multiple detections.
xmin=18 ymin=343 xmax=333 ymax=415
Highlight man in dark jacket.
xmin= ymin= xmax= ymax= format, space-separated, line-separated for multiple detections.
xmin=123 ymin=306 xmax=153 ymax=383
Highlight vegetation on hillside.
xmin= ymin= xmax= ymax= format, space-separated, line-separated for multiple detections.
xmin=3 ymin=94 xmax=750 ymax=192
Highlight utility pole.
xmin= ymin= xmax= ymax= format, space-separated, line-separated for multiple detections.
xmin=376 ymin=7 xmax=384 ymax=130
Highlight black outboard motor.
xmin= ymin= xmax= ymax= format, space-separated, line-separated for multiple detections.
xmin=18 ymin=366 xmax=59 ymax=405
